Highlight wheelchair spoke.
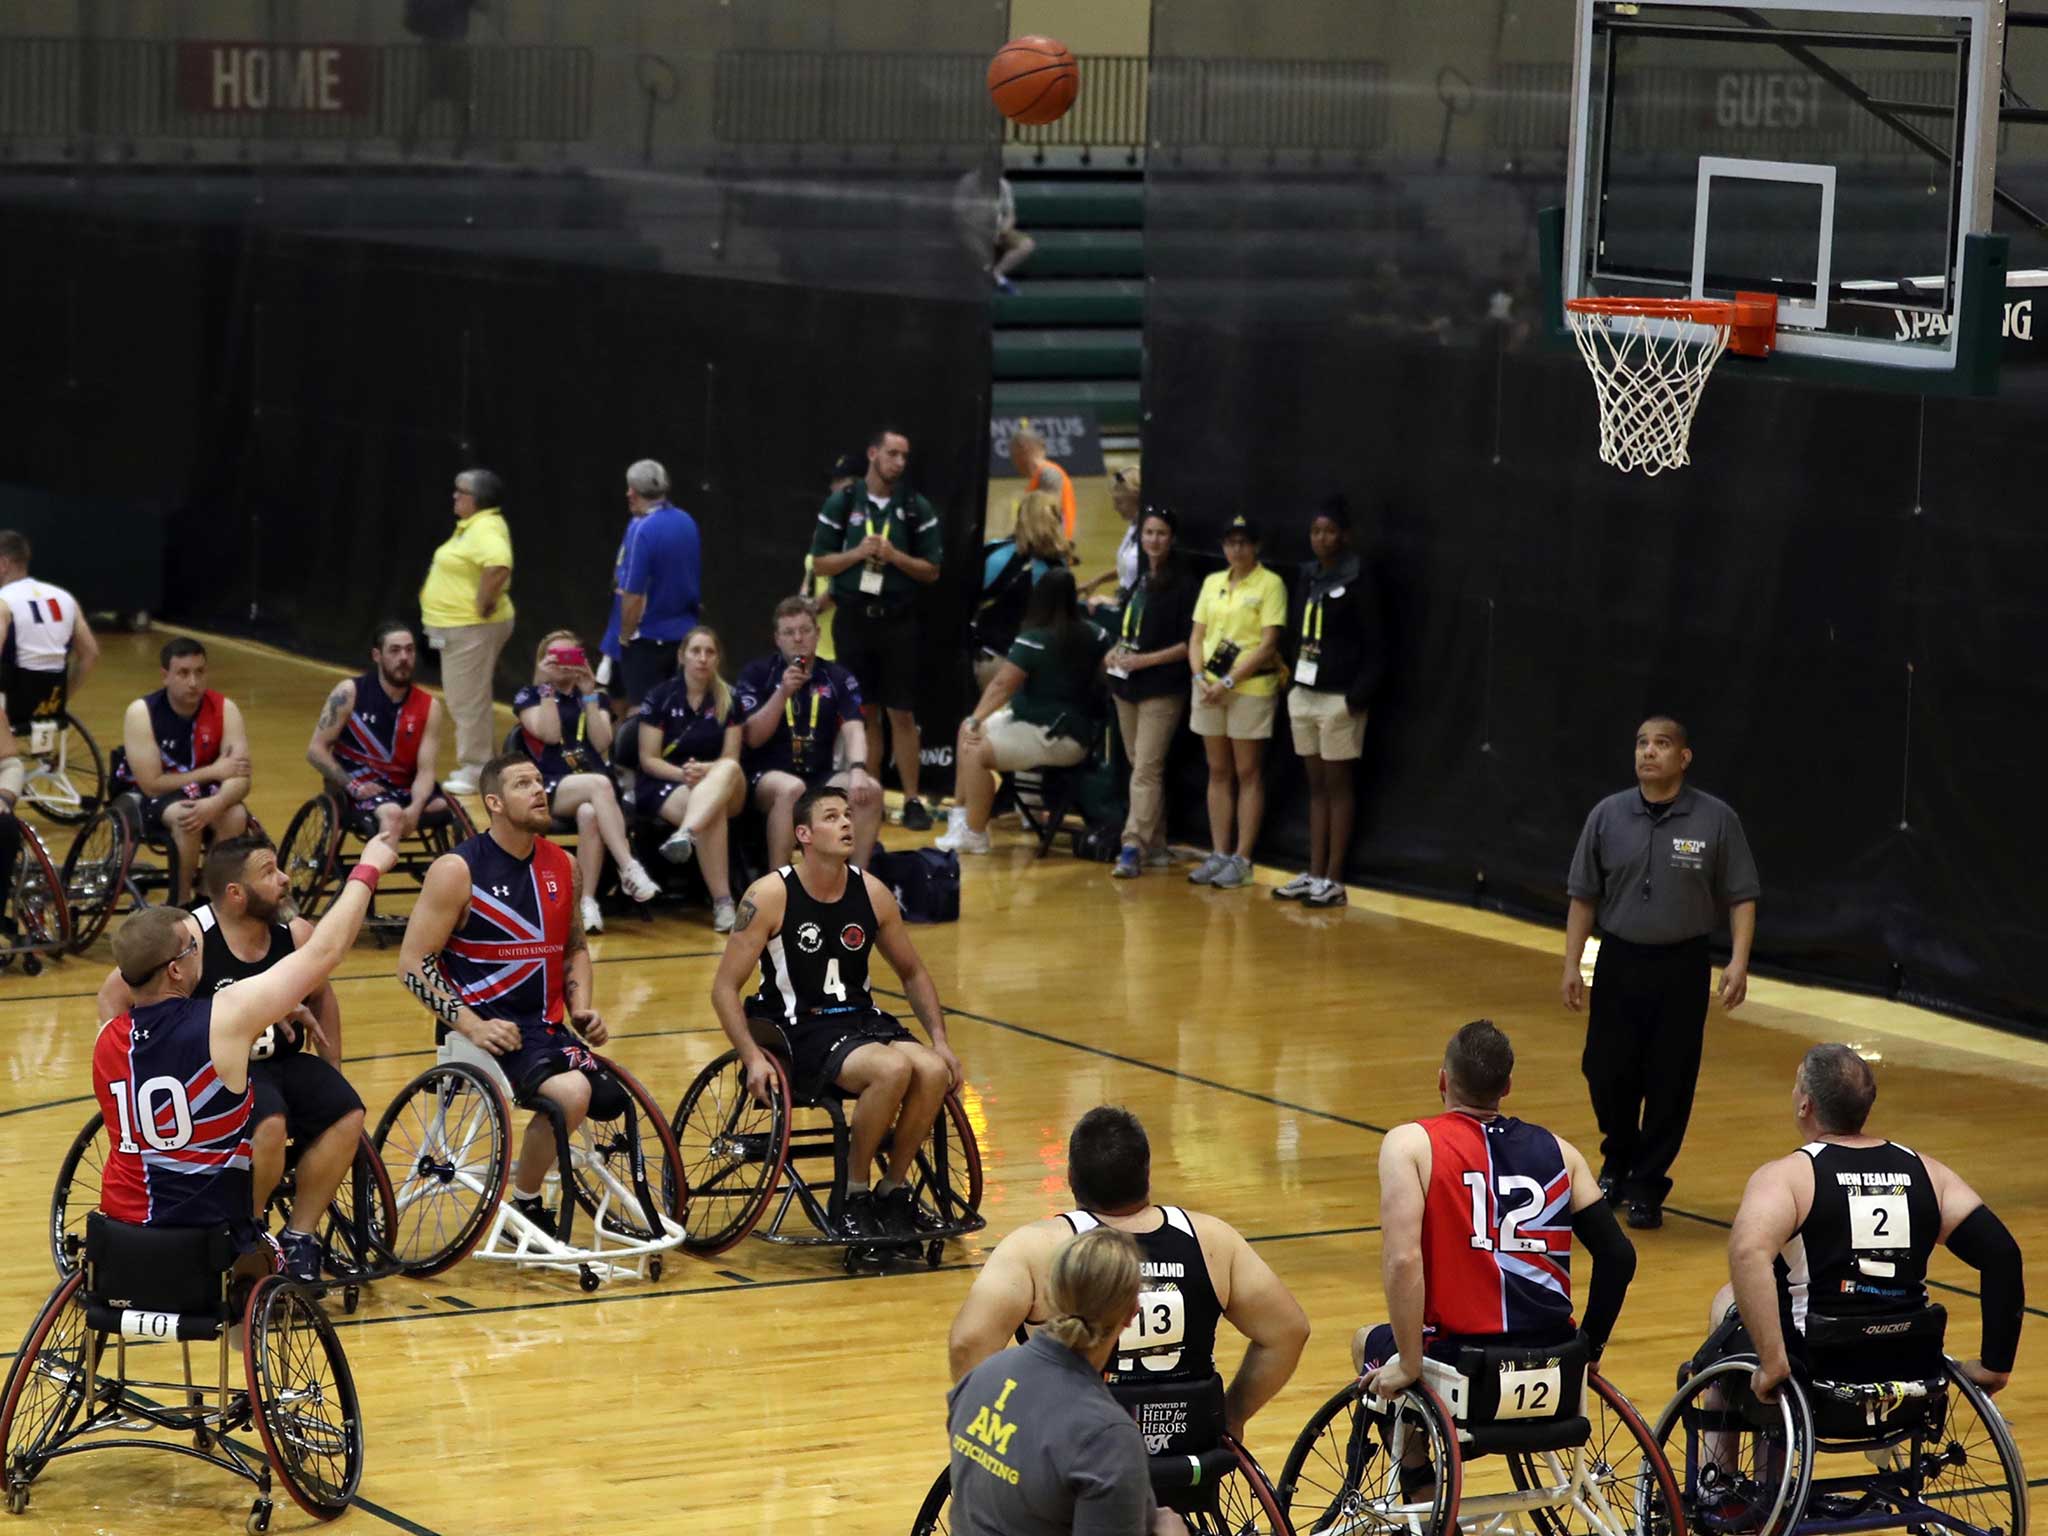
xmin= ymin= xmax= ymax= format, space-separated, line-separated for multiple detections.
xmin=252 ymin=1283 xmax=361 ymax=1516
xmin=671 ymin=1051 xmax=785 ymax=1255
xmin=372 ymin=1065 xmax=509 ymax=1277
xmin=1905 ymin=1370 xmax=2027 ymax=1536
xmin=0 ymin=1276 xmax=91 ymax=1470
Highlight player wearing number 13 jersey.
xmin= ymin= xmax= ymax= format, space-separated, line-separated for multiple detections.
xmin=948 ymin=1106 xmax=1311 ymax=1445
xmin=1357 ymin=1021 xmax=1638 ymax=1404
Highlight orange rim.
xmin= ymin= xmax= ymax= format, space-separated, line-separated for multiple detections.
xmin=1566 ymin=296 xmax=1736 ymax=323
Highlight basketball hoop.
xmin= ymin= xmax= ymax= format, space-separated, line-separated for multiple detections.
xmin=1563 ymin=294 xmax=1776 ymax=475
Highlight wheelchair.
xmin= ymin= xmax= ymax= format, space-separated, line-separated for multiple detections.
xmin=911 ymin=1373 xmax=1293 ymax=1535
xmin=1 ymin=817 xmax=70 ymax=975
xmin=0 ymin=1213 xmax=363 ymax=1531
xmin=17 ymin=708 xmax=105 ymax=826
xmin=368 ymin=1032 xmax=687 ymax=1290
xmin=1652 ymin=1305 xmax=2027 ymax=1536
xmin=1278 ymin=1332 xmax=1684 ymax=1536
xmin=668 ymin=1015 xmax=985 ymax=1271
xmin=49 ymin=1110 xmax=401 ymax=1316
xmin=276 ymin=784 xmax=475 ymax=941
xmin=55 ymin=791 xmax=269 ymax=954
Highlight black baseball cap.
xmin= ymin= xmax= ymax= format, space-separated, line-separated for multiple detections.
xmin=828 ymin=450 xmax=865 ymax=481
xmin=1223 ymin=513 xmax=1261 ymax=542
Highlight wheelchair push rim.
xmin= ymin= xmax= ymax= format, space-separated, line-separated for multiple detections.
xmin=1279 ymin=1377 xmax=1463 ymax=1536
xmin=49 ymin=1113 xmax=108 ymax=1279
xmin=1889 ymin=1358 xmax=2027 ymax=1536
xmin=10 ymin=821 xmax=70 ymax=956
xmin=316 ymin=1134 xmax=403 ymax=1289
xmin=888 ymin=1089 xmax=986 ymax=1242
xmin=243 ymin=1276 xmax=364 ymax=1521
xmin=910 ymin=1465 xmax=952 ymax=1535
xmin=0 ymin=1270 xmax=91 ymax=1492
xmin=1653 ymin=1356 xmax=1811 ymax=1536
xmin=58 ymin=805 xmax=129 ymax=953
xmin=670 ymin=1048 xmax=790 ymax=1257
xmin=1506 ymin=1368 xmax=1687 ymax=1536
xmin=569 ymin=1056 xmax=688 ymax=1245
xmin=371 ymin=1060 xmax=513 ymax=1278
xmin=1173 ymin=1436 xmax=1292 ymax=1536
xmin=278 ymin=795 xmax=341 ymax=919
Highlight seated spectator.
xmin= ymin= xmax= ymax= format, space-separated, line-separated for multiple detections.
xmin=1082 ymin=463 xmax=1143 ymax=611
xmin=112 ymin=636 xmax=253 ymax=904
xmin=938 ymin=569 xmax=1112 ymax=856
xmin=970 ymin=489 xmax=1071 ymax=688
xmin=1106 ymin=509 xmax=1195 ymax=879
xmin=635 ymin=626 xmax=747 ymax=933
xmin=1186 ymin=515 xmax=1288 ymax=891
xmin=735 ymin=597 xmax=881 ymax=869
xmin=1274 ymin=498 xmax=1383 ymax=910
xmin=511 ymin=631 xmax=659 ymax=932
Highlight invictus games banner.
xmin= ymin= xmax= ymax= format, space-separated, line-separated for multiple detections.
xmin=989 ymin=408 xmax=1104 ymax=477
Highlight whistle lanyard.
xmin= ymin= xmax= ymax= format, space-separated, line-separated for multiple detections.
xmin=662 ymin=690 xmax=713 ymax=761
xmin=1301 ymin=595 xmax=1325 ymax=653
xmin=1121 ymin=588 xmax=1145 ymax=645
xmin=786 ymin=687 xmax=820 ymax=746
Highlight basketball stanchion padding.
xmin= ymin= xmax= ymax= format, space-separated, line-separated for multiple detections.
xmin=1564 ymin=293 xmax=1776 ymax=475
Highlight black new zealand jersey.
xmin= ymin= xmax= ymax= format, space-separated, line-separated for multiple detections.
xmin=749 ymin=864 xmax=880 ymax=1025
xmin=192 ymin=901 xmax=303 ymax=1060
xmin=1780 ymin=1139 xmax=1941 ymax=1329
xmin=1063 ymin=1206 xmax=1224 ymax=1386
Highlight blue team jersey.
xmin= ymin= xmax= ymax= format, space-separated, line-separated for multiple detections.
xmin=94 ymin=995 xmax=254 ymax=1228
xmin=438 ymin=832 xmax=576 ymax=1027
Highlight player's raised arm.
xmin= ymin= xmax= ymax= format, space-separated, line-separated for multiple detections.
xmin=710 ymin=874 xmax=787 ymax=1104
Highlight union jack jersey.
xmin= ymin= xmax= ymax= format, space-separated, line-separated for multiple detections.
xmin=334 ymin=669 xmax=433 ymax=793
xmin=441 ymin=832 xmax=575 ymax=1025
xmin=1420 ymin=1111 xmax=1575 ymax=1339
xmin=93 ymin=996 xmax=254 ymax=1228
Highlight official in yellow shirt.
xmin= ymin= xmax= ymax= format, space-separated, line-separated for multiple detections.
xmin=419 ymin=466 xmax=515 ymax=794
xmin=1185 ymin=513 xmax=1288 ymax=889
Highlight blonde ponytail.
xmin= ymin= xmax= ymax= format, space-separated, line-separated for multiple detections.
xmin=1040 ymin=1226 xmax=1141 ymax=1351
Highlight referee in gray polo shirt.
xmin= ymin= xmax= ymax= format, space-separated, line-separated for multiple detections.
xmin=947 ymin=1225 xmax=1185 ymax=1536
xmin=1562 ymin=715 xmax=1759 ymax=1231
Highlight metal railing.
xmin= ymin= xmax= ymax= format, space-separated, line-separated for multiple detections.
xmin=0 ymin=37 xmax=592 ymax=145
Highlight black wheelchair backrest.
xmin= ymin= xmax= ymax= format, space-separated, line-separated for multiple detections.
xmin=1804 ymin=1304 xmax=1948 ymax=1388
xmin=1112 ymin=1371 xmax=1228 ymax=1459
xmin=1444 ymin=1333 xmax=1592 ymax=1427
xmin=84 ymin=1212 xmax=238 ymax=1320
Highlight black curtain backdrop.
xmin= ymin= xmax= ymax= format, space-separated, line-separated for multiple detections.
xmin=0 ymin=202 xmax=990 ymax=792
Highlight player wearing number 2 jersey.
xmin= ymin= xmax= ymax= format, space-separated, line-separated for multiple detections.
xmin=1357 ymin=1020 xmax=1638 ymax=1406
xmin=1693 ymin=1044 xmax=2022 ymax=1403
xmin=948 ymin=1106 xmax=1311 ymax=1445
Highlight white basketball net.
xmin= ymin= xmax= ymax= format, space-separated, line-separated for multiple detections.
xmin=1565 ymin=307 xmax=1732 ymax=476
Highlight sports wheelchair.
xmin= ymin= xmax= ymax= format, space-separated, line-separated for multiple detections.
xmin=55 ymin=791 xmax=269 ymax=953
xmin=1 ymin=818 xmax=70 ymax=975
xmin=912 ymin=1373 xmax=1292 ymax=1535
xmin=277 ymin=785 xmax=475 ymax=940
xmin=50 ymin=1109 xmax=401 ymax=1316
xmin=1652 ymin=1305 xmax=2027 ymax=1536
xmin=668 ymin=1016 xmax=985 ymax=1271
xmin=0 ymin=1213 xmax=362 ymax=1531
xmin=368 ymin=1032 xmax=687 ymax=1290
xmin=17 ymin=707 xmax=105 ymax=826
xmin=1279 ymin=1333 xmax=1684 ymax=1536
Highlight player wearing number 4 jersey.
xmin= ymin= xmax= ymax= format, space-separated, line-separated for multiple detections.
xmin=1693 ymin=1044 xmax=2023 ymax=1403
xmin=90 ymin=831 xmax=401 ymax=1272
xmin=948 ymin=1106 xmax=1311 ymax=1445
xmin=1356 ymin=1020 xmax=1638 ymax=1413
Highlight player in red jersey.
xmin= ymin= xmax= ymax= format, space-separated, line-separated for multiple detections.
xmin=1354 ymin=1020 xmax=1638 ymax=1407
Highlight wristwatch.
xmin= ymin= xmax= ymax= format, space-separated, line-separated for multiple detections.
xmin=1221 ymin=675 xmax=1237 ymax=691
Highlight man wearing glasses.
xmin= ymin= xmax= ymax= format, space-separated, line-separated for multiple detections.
xmin=1560 ymin=716 xmax=1759 ymax=1232
xmin=92 ymin=832 xmax=400 ymax=1266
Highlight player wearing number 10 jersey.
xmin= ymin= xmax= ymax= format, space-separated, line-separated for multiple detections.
xmin=948 ymin=1107 xmax=1311 ymax=1446
xmin=1357 ymin=1020 xmax=1638 ymax=1404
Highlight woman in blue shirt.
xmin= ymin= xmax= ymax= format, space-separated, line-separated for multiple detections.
xmin=635 ymin=626 xmax=746 ymax=932
xmin=971 ymin=491 xmax=1072 ymax=687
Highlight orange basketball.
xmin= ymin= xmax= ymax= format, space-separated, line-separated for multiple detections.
xmin=987 ymin=35 xmax=1079 ymax=126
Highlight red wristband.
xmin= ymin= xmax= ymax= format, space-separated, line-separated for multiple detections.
xmin=347 ymin=864 xmax=381 ymax=892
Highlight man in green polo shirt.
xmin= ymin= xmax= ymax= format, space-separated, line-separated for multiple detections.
xmin=809 ymin=428 xmax=944 ymax=831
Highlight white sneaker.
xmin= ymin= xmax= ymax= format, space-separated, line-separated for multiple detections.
xmin=442 ymin=769 xmax=480 ymax=796
xmin=580 ymin=895 xmax=605 ymax=934
xmin=937 ymin=806 xmax=968 ymax=841
xmin=935 ymin=819 xmax=991 ymax=855
xmin=1273 ymin=872 xmax=1318 ymax=901
xmin=712 ymin=898 xmax=738 ymax=934
xmin=660 ymin=827 xmax=696 ymax=866
xmin=1144 ymin=846 xmax=1174 ymax=869
xmin=619 ymin=860 xmax=660 ymax=903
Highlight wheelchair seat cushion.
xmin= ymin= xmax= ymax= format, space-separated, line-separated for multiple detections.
xmin=84 ymin=1212 xmax=240 ymax=1320
xmin=1111 ymin=1372 xmax=1227 ymax=1457
xmin=1804 ymin=1305 xmax=1948 ymax=1439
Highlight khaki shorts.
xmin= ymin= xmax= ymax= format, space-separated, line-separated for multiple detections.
xmin=1288 ymin=688 xmax=1367 ymax=761
xmin=1189 ymin=680 xmax=1278 ymax=740
xmin=984 ymin=708 xmax=1088 ymax=771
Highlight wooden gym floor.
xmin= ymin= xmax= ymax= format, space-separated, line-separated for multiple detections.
xmin=0 ymin=630 xmax=2039 ymax=1534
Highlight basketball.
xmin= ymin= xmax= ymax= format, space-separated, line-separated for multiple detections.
xmin=986 ymin=35 xmax=1079 ymax=126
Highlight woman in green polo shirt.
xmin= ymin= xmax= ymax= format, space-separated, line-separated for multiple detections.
xmin=937 ymin=568 xmax=1112 ymax=856
xmin=1186 ymin=514 xmax=1288 ymax=889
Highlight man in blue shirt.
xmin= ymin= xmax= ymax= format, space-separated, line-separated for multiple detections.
xmin=598 ymin=483 xmax=650 ymax=688
xmin=618 ymin=458 xmax=702 ymax=705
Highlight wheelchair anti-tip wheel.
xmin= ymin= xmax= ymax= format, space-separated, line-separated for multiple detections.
xmin=371 ymin=1060 xmax=512 ymax=1277
xmin=1280 ymin=1379 xmax=1464 ymax=1536
xmin=243 ymin=1275 xmax=364 ymax=1521
xmin=670 ymin=1049 xmax=791 ymax=1256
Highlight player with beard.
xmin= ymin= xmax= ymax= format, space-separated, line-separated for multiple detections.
xmin=97 ymin=834 xmax=362 ymax=1282
xmin=307 ymin=620 xmax=455 ymax=839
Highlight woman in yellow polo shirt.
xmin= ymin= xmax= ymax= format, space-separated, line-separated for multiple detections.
xmin=1185 ymin=513 xmax=1288 ymax=889
xmin=419 ymin=466 xmax=515 ymax=795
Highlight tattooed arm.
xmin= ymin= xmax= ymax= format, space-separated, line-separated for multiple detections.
xmin=395 ymin=854 xmax=521 ymax=1053
xmin=563 ymin=861 xmax=606 ymax=1045
xmin=709 ymin=875 xmax=786 ymax=1104
xmin=306 ymin=679 xmax=362 ymax=795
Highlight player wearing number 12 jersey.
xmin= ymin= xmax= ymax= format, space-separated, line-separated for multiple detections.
xmin=948 ymin=1106 xmax=1311 ymax=1446
xmin=1357 ymin=1020 xmax=1638 ymax=1405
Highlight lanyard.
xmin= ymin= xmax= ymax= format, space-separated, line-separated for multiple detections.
xmin=1121 ymin=588 xmax=1145 ymax=643
xmin=785 ymin=687 xmax=820 ymax=739
xmin=1302 ymin=595 xmax=1325 ymax=647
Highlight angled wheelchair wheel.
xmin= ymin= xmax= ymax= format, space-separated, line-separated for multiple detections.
xmin=569 ymin=1057 xmax=687 ymax=1242
xmin=1509 ymin=1370 xmax=1686 ymax=1536
xmin=1905 ymin=1359 xmax=2028 ymax=1536
xmin=1279 ymin=1379 xmax=1462 ymax=1536
xmin=22 ymin=713 xmax=104 ymax=826
xmin=319 ymin=1134 xmax=401 ymax=1286
xmin=421 ymin=794 xmax=476 ymax=852
xmin=0 ymin=1270 xmax=91 ymax=1497
xmin=48 ymin=1113 xmax=108 ymax=1278
xmin=909 ymin=1465 xmax=951 ymax=1535
xmin=243 ymin=1277 xmax=363 ymax=1521
xmin=1176 ymin=1437 xmax=1292 ymax=1535
xmin=58 ymin=805 xmax=127 ymax=954
xmin=1652 ymin=1357 xmax=1810 ymax=1536
xmin=889 ymin=1090 xmax=984 ymax=1238
xmin=670 ymin=1049 xmax=790 ymax=1256
xmin=278 ymin=796 xmax=341 ymax=919
xmin=11 ymin=822 xmax=70 ymax=957
xmin=371 ymin=1061 xmax=512 ymax=1278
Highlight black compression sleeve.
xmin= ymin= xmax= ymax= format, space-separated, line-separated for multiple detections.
xmin=1946 ymin=1204 xmax=2024 ymax=1373
xmin=1572 ymin=1200 xmax=1638 ymax=1357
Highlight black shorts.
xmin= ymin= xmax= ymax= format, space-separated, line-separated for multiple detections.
xmin=3 ymin=668 xmax=66 ymax=733
xmin=754 ymin=1005 xmax=913 ymax=1102
xmin=500 ymin=1025 xmax=632 ymax=1120
xmin=831 ymin=605 xmax=920 ymax=714
xmin=247 ymin=1053 xmax=364 ymax=1145
xmin=343 ymin=785 xmax=455 ymax=838
xmin=618 ymin=637 xmax=680 ymax=705
xmin=133 ymin=786 xmax=222 ymax=839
